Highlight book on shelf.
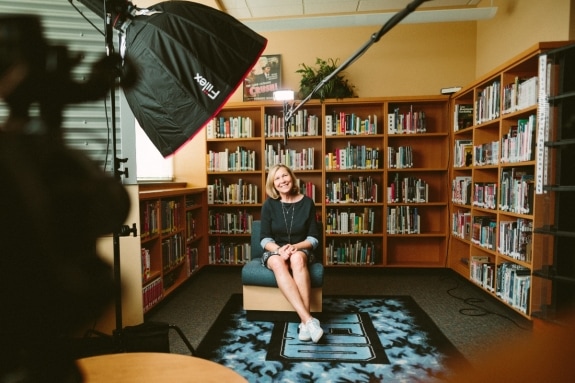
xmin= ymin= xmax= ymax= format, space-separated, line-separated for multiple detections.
xmin=387 ymin=205 xmax=420 ymax=234
xmin=388 ymin=106 xmax=426 ymax=134
xmin=387 ymin=146 xmax=413 ymax=169
xmin=476 ymin=80 xmax=501 ymax=124
xmin=453 ymin=104 xmax=473 ymax=131
xmin=326 ymin=239 xmax=377 ymax=265
xmin=499 ymin=169 xmax=534 ymax=214
xmin=451 ymin=175 xmax=472 ymax=205
xmin=452 ymin=209 xmax=471 ymax=240
xmin=471 ymin=215 xmax=497 ymax=249
xmin=502 ymin=76 xmax=538 ymax=114
xmin=498 ymin=218 xmax=533 ymax=262
xmin=470 ymin=255 xmax=489 ymax=285
xmin=387 ymin=174 xmax=429 ymax=203
xmin=501 ymin=115 xmax=536 ymax=163
xmin=454 ymin=139 xmax=473 ymax=167
xmin=496 ymin=262 xmax=531 ymax=314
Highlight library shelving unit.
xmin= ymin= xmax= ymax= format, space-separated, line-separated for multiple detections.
xmin=139 ymin=184 xmax=207 ymax=313
xmin=449 ymin=41 xmax=571 ymax=318
xmin=206 ymin=95 xmax=450 ymax=268
xmin=531 ymin=42 xmax=575 ymax=321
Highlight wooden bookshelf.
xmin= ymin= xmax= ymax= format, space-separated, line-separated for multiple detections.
xmin=206 ymin=96 xmax=450 ymax=268
xmin=448 ymin=41 xmax=572 ymax=319
xmin=139 ymin=185 xmax=207 ymax=313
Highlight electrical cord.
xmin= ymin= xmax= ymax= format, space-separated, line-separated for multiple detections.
xmin=441 ymin=275 xmax=532 ymax=331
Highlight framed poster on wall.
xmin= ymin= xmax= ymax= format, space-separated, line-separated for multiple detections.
xmin=243 ymin=54 xmax=281 ymax=101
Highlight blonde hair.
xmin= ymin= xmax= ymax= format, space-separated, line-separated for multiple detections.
xmin=265 ymin=164 xmax=300 ymax=199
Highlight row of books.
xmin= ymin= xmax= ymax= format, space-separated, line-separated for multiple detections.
xmin=500 ymin=115 xmax=536 ymax=163
xmin=208 ymin=241 xmax=251 ymax=265
xmin=455 ymin=124 xmax=534 ymax=168
xmin=387 ymin=174 xmax=429 ymax=203
xmin=207 ymin=179 xmax=259 ymax=205
xmin=324 ymin=145 xmax=380 ymax=170
xmin=452 ymin=212 xmax=533 ymax=263
xmin=265 ymin=110 xmax=320 ymax=138
xmin=140 ymin=199 xmax=184 ymax=237
xmin=142 ymin=277 xmax=163 ymax=313
xmin=185 ymin=213 xmax=197 ymax=241
xmin=502 ymin=76 xmax=538 ymax=114
xmin=160 ymin=200 xmax=183 ymax=234
xmin=186 ymin=247 xmax=200 ymax=276
xmin=208 ymin=211 xmax=254 ymax=234
xmin=452 ymin=210 xmax=471 ymax=240
xmin=470 ymin=258 xmax=532 ymax=314
xmin=142 ymin=243 xmax=198 ymax=282
xmin=265 ymin=144 xmax=315 ymax=171
xmin=498 ymin=218 xmax=533 ymax=262
xmin=451 ymin=176 xmax=472 ymax=205
xmin=470 ymin=255 xmax=495 ymax=291
xmin=475 ymin=80 xmax=501 ymax=124
xmin=387 ymin=146 xmax=414 ymax=169
xmin=496 ymin=262 xmax=530 ymax=314
xmin=325 ymin=112 xmax=378 ymax=136
xmin=206 ymin=116 xmax=254 ymax=139
xmin=325 ymin=208 xmax=376 ymax=234
xmin=325 ymin=176 xmax=379 ymax=203
xmin=387 ymin=106 xmax=427 ymax=134
xmin=297 ymin=180 xmax=316 ymax=201
xmin=471 ymin=216 xmax=496 ymax=250
xmin=499 ymin=169 xmax=534 ymax=214
xmin=161 ymin=233 xmax=185 ymax=272
xmin=472 ymin=182 xmax=497 ymax=210
xmin=387 ymin=206 xmax=420 ymax=234
xmin=206 ymin=147 xmax=257 ymax=172
xmin=325 ymin=239 xmax=377 ymax=265
xmin=453 ymin=139 xmax=473 ymax=168
xmin=140 ymin=200 xmax=160 ymax=238
xmin=473 ymin=141 xmax=500 ymax=166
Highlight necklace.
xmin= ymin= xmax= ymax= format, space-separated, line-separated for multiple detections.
xmin=281 ymin=200 xmax=295 ymax=243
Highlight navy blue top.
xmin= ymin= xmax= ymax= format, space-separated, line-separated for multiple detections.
xmin=260 ymin=195 xmax=319 ymax=248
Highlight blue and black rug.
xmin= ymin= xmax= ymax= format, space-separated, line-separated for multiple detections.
xmin=197 ymin=294 xmax=468 ymax=382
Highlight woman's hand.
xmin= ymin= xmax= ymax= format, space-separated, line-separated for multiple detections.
xmin=279 ymin=244 xmax=297 ymax=260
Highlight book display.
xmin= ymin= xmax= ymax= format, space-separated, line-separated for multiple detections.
xmin=206 ymin=96 xmax=450 ymax=268
xmin=448 ymin=42 xmax=570 ymax=318
xmin=139 ymin=186 xmax=207 ymax=312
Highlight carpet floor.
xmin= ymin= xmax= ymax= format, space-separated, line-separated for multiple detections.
xmin=197 ymin=294 xmax=469 ymax=383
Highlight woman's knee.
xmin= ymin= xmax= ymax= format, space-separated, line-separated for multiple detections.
xmin=290 ymin=251 xmax=308 ymax=269
xmin=267 ymin=255 xmax=287 ymax=271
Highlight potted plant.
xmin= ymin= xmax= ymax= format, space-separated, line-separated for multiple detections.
xmin=296 ymin=58 xmax=356 ymax=100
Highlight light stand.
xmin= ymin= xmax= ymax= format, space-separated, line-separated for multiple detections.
xmin=72 ymin=0 xmax=266 ymax=355
xmin=281 ymin=0 xmax=429 ymax=147
xmin=102 ymin=0 xmax=138 ymax=341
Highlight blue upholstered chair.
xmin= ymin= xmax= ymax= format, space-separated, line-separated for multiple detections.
xmin=241 ymin=220 xmax=323 ymax=321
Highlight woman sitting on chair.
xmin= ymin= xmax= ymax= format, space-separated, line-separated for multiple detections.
xmin=260 ymin=164 xmax=323 ymax=343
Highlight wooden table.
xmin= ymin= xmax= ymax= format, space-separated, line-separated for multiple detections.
xmin=77 ymin=352 xmax=247 ymax=383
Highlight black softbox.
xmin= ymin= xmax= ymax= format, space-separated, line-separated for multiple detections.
xmin=122 ymin=1 xmax=266 ymax=156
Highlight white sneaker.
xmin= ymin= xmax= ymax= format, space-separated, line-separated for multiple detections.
xmin=298 ymin=322 xmax=311 ymax=341
xmin=305 ymin=317 xmax=323 ymax=343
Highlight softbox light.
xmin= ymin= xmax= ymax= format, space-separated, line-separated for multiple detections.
xmin=79 ymin=0 xmax=267 ymax=157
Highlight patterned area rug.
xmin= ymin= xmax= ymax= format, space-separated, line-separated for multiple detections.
xmin=197 ymin=294 xmax=467 ymax=383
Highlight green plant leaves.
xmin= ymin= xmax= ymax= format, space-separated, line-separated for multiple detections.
xmin=296 ymin=58 xmax=355 ymax=100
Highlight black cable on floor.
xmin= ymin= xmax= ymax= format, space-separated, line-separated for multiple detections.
xmin=441 ymin=275 xmax=532 ymax=331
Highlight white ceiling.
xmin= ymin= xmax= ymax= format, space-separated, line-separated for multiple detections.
xmin=218 ymin=0 xmax=482 ymax=20
xmin=214 ymin=0 xmax=495 ymax=31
